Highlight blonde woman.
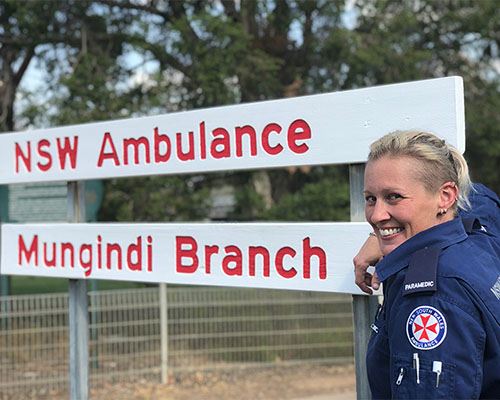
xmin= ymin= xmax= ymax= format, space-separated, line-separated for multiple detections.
xmin=360 ymin=131 xmax=500 ymax=399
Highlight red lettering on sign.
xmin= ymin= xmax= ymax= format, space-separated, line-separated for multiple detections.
xmin=154 ymin=127 xmax=171 ymax=163
xmin=124 ymin=137 xmax=150 ymax=165
xmin=176 ymin=236 xmax=199 ymax=273
xmin=10 ymin=118 xmax=312 ymax=178
xmin=222 ymin=245 xmax=243 ymax=276
xmin=98 ymin=132 xmax=120 ymax=166
xmin=43 ymin=242 xmax=56 ymax=266
xmin=199 ymin=121 xmax=207 ymax=159
xmin=96 ymin=235 xmax=102 ymax=269
xmin=211 ymin=128 xmax=231 ymax=159
xmin=288 ymin=119 xmax=311 ymax=154
xmin=146 ymin=236 xmax=153 ymax=272
xmin=37 ymin=139 xmax=52 ymax=172
xmin=106 ymin=243 xmax=122 ymax=270
xmin=93 ymin=118 xmax=312 ymax=170
xmin=17 ymin=234 xmax=153 ymax=278
xmin=14 ymin=136 xmax=79 ymax=173
xmin=176 ymin=131 xmax=195 ymax=161
xmin=80 ymin=244 xmax=93 ymax=277
xmin=15 ymin=142 xmax=31 ymax=173
xmin=235 ymin=125 xmax=257 ymax=157
xmin=249 ymin=246 xmax=270 ymax=277
xmin=262 ymin=123 xmax=283 ymax=155
xmin=19 ymin=235 xmax=38 ymax=265
xmin=127 ymin=236 xmax=143 ymax=271
xmin=204 ymin=245 xmax=219 ymax=274
xmin=61 ymin=242 xmax=74 ymax=267
xmin=275 ymin=247 xmax=297 ymax=278
xmin=175 ymin=236 xmax=326 ymax=280
xmin=56 ymin=137 xmax=78 ymax=169
xmin=303 ymin=237 xmax=327 ymax=279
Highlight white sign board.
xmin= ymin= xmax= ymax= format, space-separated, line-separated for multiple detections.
xmin=0 ymin=77 xmax=464 ymax=184
xmin=1 ymin=222 xmax=372 ymax=294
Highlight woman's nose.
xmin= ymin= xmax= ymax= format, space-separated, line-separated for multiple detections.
xmin=367 ymin=201 xmax=390 ymax=224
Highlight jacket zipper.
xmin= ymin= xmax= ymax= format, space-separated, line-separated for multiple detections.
xmin=396 ymin=367 xmax=404 ymax=385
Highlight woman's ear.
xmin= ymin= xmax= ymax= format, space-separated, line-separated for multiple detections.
xmin=438 ymin=181 xmax=459 ymax=212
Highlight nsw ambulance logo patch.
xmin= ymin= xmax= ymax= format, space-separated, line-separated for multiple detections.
xmin=406 ymin=306 xmax=447 ymax=350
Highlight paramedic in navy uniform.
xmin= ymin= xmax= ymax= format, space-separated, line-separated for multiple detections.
xmin=360 ymin=130 xmax=500 ymax=399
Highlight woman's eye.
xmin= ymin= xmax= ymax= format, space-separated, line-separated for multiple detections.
xmin=365 ymin=195 xmax=376 ymax=204
xmin=387 ymin=193 xmax=402 ymax=201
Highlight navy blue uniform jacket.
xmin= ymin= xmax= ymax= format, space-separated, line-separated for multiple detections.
xmin=366 ymin=185 xmax=500 ymax=399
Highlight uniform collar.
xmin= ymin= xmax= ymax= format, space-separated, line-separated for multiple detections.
xmin=376 ymin=217 xmax=468 ymax=282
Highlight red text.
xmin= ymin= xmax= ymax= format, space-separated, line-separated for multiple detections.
xmin=175 ymin=236 xmax=327 ymax=280
xmin=17 ymin=234 xmax=153 ymax=277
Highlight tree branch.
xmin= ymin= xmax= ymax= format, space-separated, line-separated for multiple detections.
xmin=97 ymin=0 xmax=169 ymax=19
xmin=13 ymin=47 xmax=35 ymax=86
xmin=221 ymin=0 xmax=239 ymax=22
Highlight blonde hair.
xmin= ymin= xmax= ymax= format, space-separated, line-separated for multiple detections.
xmin=368 ymin=130 xmax=472 ymax=211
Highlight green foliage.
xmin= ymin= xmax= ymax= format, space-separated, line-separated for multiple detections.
xmin=0 ymin=0 xmax=69 ymax=130
xmin=10 ymin=276 xmax=144 ymax=295
xmin=168 ymin=12 xmax=283 ymax=106
xmin=464 ymin=78 xmax=500 ymax=191
xmin=264 ymin=176 xmax=350 ymax=221
xmin=226 ymin=166 xmax=350 ymax=221
xmin=348 ymin=0 xmax=500 ymax=192
xmin=98 ymin=175 xmax=211 ymax=222
xmin=230 ymin=181 xmax=268 ymax=221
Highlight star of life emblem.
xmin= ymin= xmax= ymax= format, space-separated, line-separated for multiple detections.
xmin=406 ymin=306 xmax=447 ymax=350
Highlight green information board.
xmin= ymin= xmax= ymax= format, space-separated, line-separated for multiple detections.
xmin=0 ymin=180 xmax=102 ymax=223
xmin=0 ymin=180 xmax=103 ymax=296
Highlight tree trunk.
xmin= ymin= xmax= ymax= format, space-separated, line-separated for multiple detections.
xmin=0 ymin=47 xmax=34 ymax=132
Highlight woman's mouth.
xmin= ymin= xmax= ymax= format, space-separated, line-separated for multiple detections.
xmin=378 ymin=227 xmax=404 ymax=238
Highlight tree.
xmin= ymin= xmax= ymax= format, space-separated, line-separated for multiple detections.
xmin=103 ymin=0 xmax=350 ymax=220
xmin=0 ymin=0 xmax=62 ymax=131
xmin=83 ymin=0 xmax=352 ymax=221
xmin=348 ymin=0 xmax=500 ymax=191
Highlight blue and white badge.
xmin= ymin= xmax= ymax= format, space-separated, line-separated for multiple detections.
xmin=406 ymin=305 xmax=447 ymax=350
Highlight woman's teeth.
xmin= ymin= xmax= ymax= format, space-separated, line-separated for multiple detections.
xmin=379 ymin=227 xmax=403 ymax=237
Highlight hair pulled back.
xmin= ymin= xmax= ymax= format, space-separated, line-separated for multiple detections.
xmin=368 ymin=130 xmax=472 ymax=211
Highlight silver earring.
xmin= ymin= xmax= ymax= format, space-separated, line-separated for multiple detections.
xmin=439 ymin=208 xmax=447 ymax=215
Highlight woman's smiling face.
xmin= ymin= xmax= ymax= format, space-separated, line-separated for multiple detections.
xmin=364 ymin=156 xmax=444 ymax=256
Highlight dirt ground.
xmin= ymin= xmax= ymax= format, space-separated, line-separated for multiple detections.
xmin=90 ymin=364 xmax=356 ymax=400
xmin=1 ymin=364 xmax=355 ymax=400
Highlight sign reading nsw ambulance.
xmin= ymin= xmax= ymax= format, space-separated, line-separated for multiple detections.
xmin=1 ymin=222 xmax=372 ymax=294
xmin=0 ymin=77 xmax=464 ymax=184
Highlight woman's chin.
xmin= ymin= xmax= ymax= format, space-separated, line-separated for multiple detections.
xmin=380 ymin=238 xmax=406 ymax=256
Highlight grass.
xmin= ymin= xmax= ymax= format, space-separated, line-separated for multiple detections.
xmin=9 ymin=276 xmax=147 ymax=295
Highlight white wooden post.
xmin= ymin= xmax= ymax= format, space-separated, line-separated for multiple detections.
xmin=350 ymin=164 xmax=380 ymax=400
xmin=160 ymin=283 xmax=169 ymax=384
xmin=67 ymin=181 xmax=89 ymax=400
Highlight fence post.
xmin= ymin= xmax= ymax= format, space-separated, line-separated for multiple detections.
xmin=68 ymin=181 xmax=89 ymax=400
xmin=349 ymin=164 xmax=380 ymax=400
xmin=0 ymin=221 xmax=7 ymax=332
xmin=160 ymin=283 xmax=169 ymax=384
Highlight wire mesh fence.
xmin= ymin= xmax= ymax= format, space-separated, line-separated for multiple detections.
xmin=0 ymin=286 xmax=353 ymax=397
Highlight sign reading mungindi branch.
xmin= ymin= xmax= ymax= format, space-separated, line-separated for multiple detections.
xmin=0 ymin=77 xmax=464 ymax=184
xmin=1 ymin=222 xmax=372 ymax=294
